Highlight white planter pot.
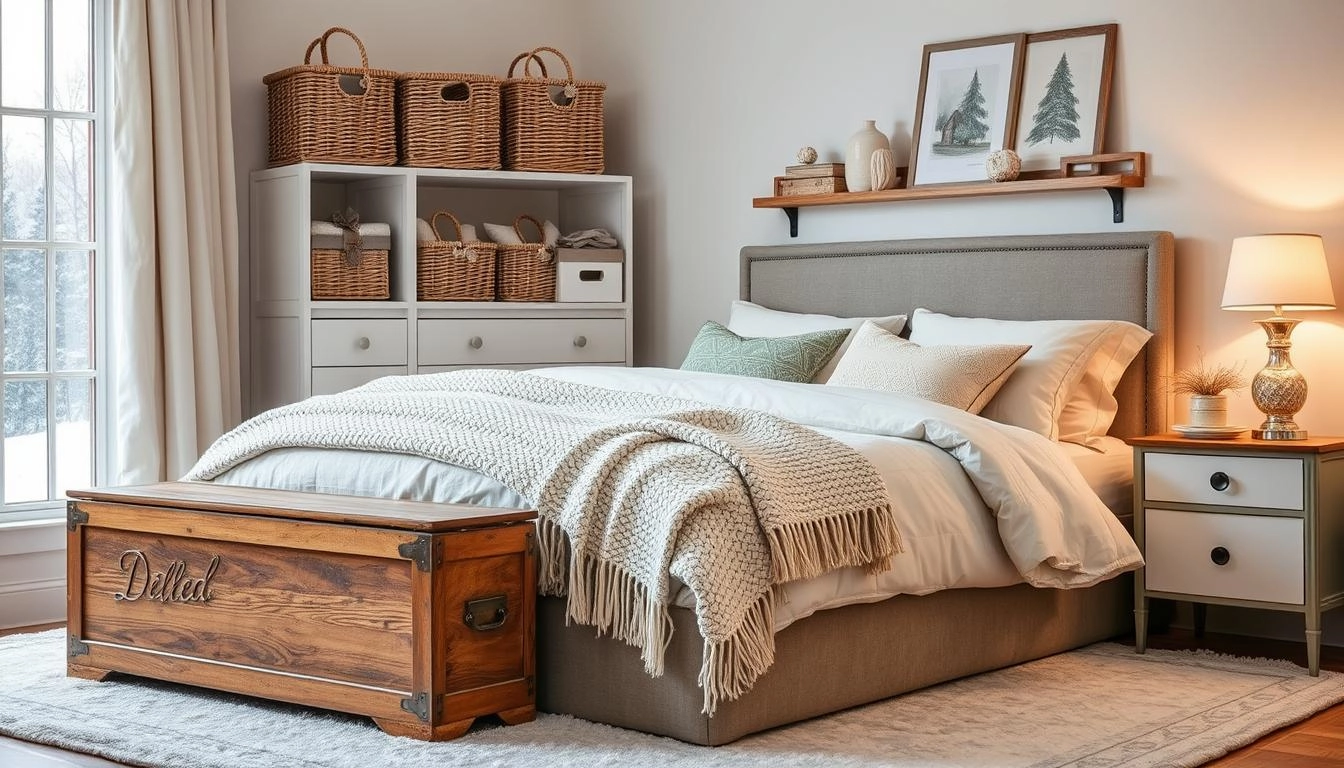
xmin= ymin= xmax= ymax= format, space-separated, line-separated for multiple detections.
xmin=1188 ymin=394 xmax=1229 ymax=427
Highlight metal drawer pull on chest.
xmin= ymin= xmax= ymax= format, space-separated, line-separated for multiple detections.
xmin=464 ymin=595 xmax=509 ymax=631
xmin=1210 ymin=546 xmax=1231 ymax=566
xmin=1209 ymin=471 xmax=1230 ymax=492
xmin=468 ymin=336 xmax=483 ymax=349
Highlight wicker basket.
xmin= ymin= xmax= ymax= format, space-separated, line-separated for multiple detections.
xmin=501 ymin=47 xmax=605 ymax=174
xmin=311 ymin=232 xmax=390 ymax=301
xmin=417 ymin=212 xmax=498 ymax=301
xmin=263 ymin=27 xmax=398 ymax=167
xmin=397 ymin=72 xmax=502 ymax=168
xmin=496 ymin=215 xmax=556 ymax=302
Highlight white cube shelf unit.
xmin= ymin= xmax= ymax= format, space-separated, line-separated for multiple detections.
xmin=250 ymin=163 xmax=634 ymax=415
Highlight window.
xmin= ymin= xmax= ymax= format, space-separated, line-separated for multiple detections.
xmin=0 ymin=0 xmax=104 ymax=514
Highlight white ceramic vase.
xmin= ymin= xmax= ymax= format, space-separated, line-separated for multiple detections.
xmin=845 ymin=120 xmax=891 ymax=193
xmin=1188 ymin=394 xmax=1229 ymax=427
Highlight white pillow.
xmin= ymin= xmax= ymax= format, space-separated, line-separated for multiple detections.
xmin=828 ymin=321 xmax=1030 ymax=413
xmin=728 ymin=300 xmax=907 ymax=383
xmin=908 ymin=309 xmax=1150 ymax=440
xmin=1056 ymin=322 xmax=1153 ymax=447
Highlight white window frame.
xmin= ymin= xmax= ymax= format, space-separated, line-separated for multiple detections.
xmin=0 ymin=0 xmax=107 ymax=522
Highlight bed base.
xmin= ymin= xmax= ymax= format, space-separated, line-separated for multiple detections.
xmin=538 ymin=575 xmax=1131 ymax=745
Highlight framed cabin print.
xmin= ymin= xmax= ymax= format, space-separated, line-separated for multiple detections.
xmin=909 ymin=34 xmax=1025 ymax=187
xmin=1013 ymin=24 xmax=1118 ymax=175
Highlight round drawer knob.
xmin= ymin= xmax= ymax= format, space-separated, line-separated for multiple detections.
xmin=356 ymin=336 xmax=371 ymax=350
xmin=1209 ymin=471 xmax=1231 ymax=492
xmin=468 ymin=336 xmax=483 ymax=350
xmin=573 ymin=335 xmax=588 ymax=348
xmin=1210 ymin=546 xmax=1231 ymax=566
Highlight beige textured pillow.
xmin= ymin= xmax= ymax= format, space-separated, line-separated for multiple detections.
xmin=828 ymin=322 xmax=1031 ymax=413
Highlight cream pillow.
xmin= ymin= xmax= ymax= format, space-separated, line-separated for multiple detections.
xmin=727 ymin=300 xmax=907 ymax=384
xmin=908 ymin=309 xmax=1149 ymax=440
xmin=828 ymin=321 xmax=1030 ymax=413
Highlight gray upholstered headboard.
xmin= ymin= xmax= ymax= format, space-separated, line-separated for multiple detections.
xmin=739 ymin=231 xmax=1175 ymax=438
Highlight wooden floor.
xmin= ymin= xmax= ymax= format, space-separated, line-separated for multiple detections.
xmin=1 ymin=624 xmax=1342 ymax=766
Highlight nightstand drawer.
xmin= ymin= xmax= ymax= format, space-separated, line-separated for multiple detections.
xmin=311 ymin=319 xmax=408 ymax=367
xmin=1144 ymin=508 xmax=1304 ymax=604
xmin=1143 ymin=452 xmax=1303 ymax=510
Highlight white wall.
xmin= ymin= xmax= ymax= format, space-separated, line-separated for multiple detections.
xmin=579 ymin=0 xmax=1344 ymax=435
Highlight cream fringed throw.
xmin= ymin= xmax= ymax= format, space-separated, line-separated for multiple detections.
xmin=185 ymin=370 xmax=897 ymax=712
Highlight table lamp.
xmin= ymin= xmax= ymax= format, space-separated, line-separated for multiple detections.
xmin=1220 ymin=234 xmax=1336 ymax=439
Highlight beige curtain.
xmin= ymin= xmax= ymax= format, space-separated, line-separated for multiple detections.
xmin=109 ymin=0 xmax=240 ymax=482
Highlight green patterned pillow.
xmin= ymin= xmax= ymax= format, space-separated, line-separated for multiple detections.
xmin=680 ymin=321 xmax=849 ymax=383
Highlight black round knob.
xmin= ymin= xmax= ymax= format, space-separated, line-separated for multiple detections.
xmin=1210 ymin=546 xmax=1231 ymax=566
xmin=1209 ymin=471 xmax=1231 ymax=492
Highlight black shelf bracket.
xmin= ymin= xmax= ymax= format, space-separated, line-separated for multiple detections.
xmin=1106 ymin=187 xmax=1125 ymax=223
xmin=783 ymin=207 xmax=799 ymax=238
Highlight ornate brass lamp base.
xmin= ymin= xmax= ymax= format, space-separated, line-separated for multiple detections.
xmin=1250 ymin=314 xmax=1309 ymax=440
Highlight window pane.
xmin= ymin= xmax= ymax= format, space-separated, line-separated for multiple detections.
xmin=4 ymin=379 xmax=48 ymax=503
xmin=1 ymin=0 xmax=45 ymax=109
xmin=55 ymin=249 xmax=90 ymax=370
xmin=2 ymin=115 xmax=48 ymax=240
xmin=4 ymin=248 xmax=47 ymax=372
xmin=55 ymin=377 xmax=91 ymax=494
xmin=52 ymin=118 xmax=91 ymax=241
xmin=52 ymin=0 xmax=91 ymax=112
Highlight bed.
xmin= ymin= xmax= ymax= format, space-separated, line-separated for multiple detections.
xmin=202 ymin=230 xmax=1174 ymax=745
xmin=532 ymin=230 xmax=1174 ymax=744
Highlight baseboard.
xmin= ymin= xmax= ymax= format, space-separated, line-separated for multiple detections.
xmin=0 ymin=578 xmax=65 ymax=629
xmin=0 ymin=518 xmax=66 ymax=629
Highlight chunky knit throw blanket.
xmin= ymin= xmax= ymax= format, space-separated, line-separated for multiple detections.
xmin=185 ymin=370 xmax=898 ymax=713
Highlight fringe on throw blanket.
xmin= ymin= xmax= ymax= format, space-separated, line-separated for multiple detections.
xmin=540 ymin=516 xmax=777 ymax=714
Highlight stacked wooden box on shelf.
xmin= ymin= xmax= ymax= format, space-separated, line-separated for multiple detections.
xmin=773 ymin=163 xmax=846 ymax=197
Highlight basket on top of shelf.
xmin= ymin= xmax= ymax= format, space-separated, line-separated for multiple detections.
xmin=501 ymin=46 xmax=605 ymax=174
xmin=263 ymin=27 xmax=398 ymax=167
xmin=495 ymin=215 xmax=557 ymax=302
xmin=397 ymin=72 xmax=502 ymax=169
xmin=311 ymin=212 xmax=390 ymax=301
xmin=417 ymin=211 xmax=498 ymax=302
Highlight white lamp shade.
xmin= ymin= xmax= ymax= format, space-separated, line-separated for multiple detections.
xmin=1221 ymin=233 xmax=1336 ymax=311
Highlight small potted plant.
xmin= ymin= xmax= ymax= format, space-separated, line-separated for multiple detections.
xmin=1171 ymin=356 xmax=1247 ymax=427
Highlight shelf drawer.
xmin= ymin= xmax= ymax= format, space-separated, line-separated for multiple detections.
xmin=311 ymin=366 xmax=407 ymax=396
xmin=1143 ymin=452 xmax=1303 ymax=510
xmin=1144 ymin=508 xmax=1304 ymax=604
xmin=418 ymin=319 xmax=625 ymax=366
xmin=311 ymin=319 xmax=407 ymax=367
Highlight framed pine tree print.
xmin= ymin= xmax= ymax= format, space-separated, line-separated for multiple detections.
xmin=909 ymin=34 xmax=1025 ymax=187
xmin=1014 ymin=24 xmax=1118 ymax=176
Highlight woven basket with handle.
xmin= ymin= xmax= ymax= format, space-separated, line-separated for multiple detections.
xmin=396 ymin=72 xmax=502 ymax=169
xmin=263 ymin=27 xmax=398 ymax=167
xmin=501 ymin=47 xmax=605 ymax=174
xmin=496 ymin=215 xmax=556 ymax=302
xmin=417 ymin=211 xmax=498 ymax=301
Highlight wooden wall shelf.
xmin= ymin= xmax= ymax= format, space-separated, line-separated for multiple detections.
xmin=753 ymin=152 xmax=1147 ymax=237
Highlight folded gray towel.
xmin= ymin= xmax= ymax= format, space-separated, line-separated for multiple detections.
xmin=558 ymin=228 xmax=619 ymax=248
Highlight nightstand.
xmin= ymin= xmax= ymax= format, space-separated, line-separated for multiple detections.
xmin=1127 ymin=435 xmax=1344 ymax=674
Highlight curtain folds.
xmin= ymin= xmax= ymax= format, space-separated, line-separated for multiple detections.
xmin=110 ymin=0 xmax=240 ymax=482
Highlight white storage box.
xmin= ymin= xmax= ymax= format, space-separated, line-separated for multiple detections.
xmin=557 ymin=248 xmax=623 ymax=303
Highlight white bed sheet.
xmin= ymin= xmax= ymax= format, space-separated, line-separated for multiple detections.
xmin=213 ymin=368 xmax=1136 ymax=631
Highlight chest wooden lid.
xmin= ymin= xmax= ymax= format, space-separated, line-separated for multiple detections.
xmin=66 ymin=481 xmax=535 ymax=533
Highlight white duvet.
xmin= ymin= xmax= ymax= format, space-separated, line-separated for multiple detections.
xmin=215 ymin=366 xmax=1142 ymax=630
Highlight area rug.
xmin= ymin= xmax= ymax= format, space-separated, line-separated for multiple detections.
xmin=2 ymin=631 xmax=1342 ymax=768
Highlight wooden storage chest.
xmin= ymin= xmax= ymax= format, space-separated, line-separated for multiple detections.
xmin=65 ymin=481 xmax=537 ymax=740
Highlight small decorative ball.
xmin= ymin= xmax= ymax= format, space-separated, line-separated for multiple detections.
xmin=796 ymin=146 xmax=818 ymax=165
xmin=985 ymin=149 xmax=1021 ymax=182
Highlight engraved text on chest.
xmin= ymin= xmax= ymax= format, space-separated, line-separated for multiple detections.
xmin=114 ymin=550 xmax=220 ymax=603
